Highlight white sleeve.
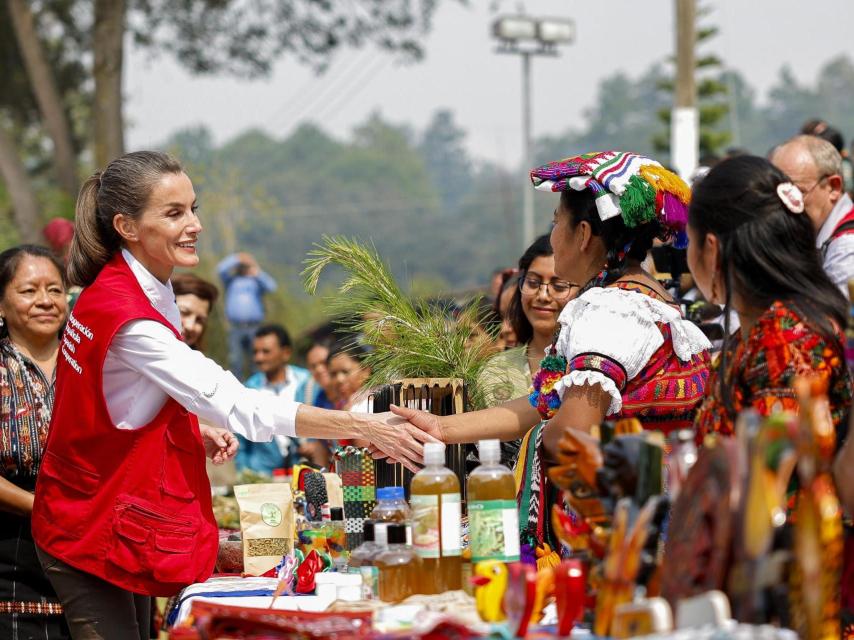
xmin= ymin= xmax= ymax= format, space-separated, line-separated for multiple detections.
xmin=823 ymin=236 xmax=854 ymax=299
xmin=552 ymin=289 xmax=668 ymax=415
xmin=109 ymin=320 xmax=300 ymax=439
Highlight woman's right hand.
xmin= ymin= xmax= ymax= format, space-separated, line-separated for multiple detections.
xmin=357 ymin=408 xmax=443 ymax=472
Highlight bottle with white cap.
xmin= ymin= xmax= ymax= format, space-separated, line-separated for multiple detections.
xmin=410 ymin=442 xmax=462 ymax=593
xmin=467 ymin=439 xmax=520 ymax=563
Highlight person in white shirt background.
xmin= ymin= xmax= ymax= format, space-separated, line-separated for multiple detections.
xmin=771 ymin=135 xmax=854 ymax=298
xmin=31 ymin=150 xmax=439 ymax=639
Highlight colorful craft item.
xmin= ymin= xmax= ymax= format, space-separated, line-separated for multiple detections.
xmin=789 ymin=378 xmax=843 ymax=640
xmin=502 ymin=562 xmax=537 ymax=639
xmin=268 ymin=555 xmax=299 ymax=608
xmin=530 ymin=150 xmax=691 ymax=247
xmin=594 ymin=497 xmax=660 ymax=637
xmin=530 ymin=566 xmax=556 ymax=625
xmin=554 ymin=559 xmax=586 ymax=637
xmin=295 ymin=549 xmax=325 ymax=594
xmin=529 ymin=352 xmax=566 ymax=420
xmin=471 ymin=560 xmax=508 ymax=622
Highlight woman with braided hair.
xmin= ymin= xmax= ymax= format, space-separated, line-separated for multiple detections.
xmin=391 ymin=151 xmax=712 ymax=557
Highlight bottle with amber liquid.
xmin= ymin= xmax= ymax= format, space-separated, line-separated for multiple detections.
xmin=410 ymin=442 xmax=462 ymax=593
xmin=467 ymin=439 xmax=520 ymax=563
xmin=376 ymin=523 xmax=420 ymax=603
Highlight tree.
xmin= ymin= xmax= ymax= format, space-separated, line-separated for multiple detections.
xmin=0 ymin=0 xmax=454 ymax=241
xmin=653 ymin=3 xmax=731 ymax=157
xmin=533 ymin=65 xmax=670 ymax=163
xmin=7 ymin=0 xmax=78 ymax=198
xmin=418 ymin=109 xmax=472 ymax=214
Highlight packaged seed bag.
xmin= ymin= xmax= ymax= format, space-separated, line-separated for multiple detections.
xmin=234 ymin=483 xmax=295 ymax=576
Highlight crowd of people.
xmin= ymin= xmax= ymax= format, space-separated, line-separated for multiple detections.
xmin=0 ymin=116 xmax=850 ymax=639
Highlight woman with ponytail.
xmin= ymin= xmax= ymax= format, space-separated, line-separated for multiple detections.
xmin=391 ymin=151 xmax=713 ymax=560
xmin=688 ymin=155 xmax=850 ymax=441
xmin=31 ymin=151 xmax=438 ymax=639
xmin=688 ymin=154 xmax=852 ymax=633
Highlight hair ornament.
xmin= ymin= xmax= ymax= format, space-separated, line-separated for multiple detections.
xmin=530 ymin=150 xmax=691 ymax=246
xmin=776 ymin=182 xmax=804 ymax=214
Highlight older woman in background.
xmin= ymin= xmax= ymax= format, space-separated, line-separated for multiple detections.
xmin=0 ymin=245 xmax=69 ymax=639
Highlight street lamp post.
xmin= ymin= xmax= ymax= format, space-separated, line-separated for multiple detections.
xmin=493 ymin=15 xmax=575 ymax=248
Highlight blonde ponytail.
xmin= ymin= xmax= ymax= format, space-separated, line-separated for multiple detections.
xmin=65 ymin=151 xmax=184 ymax=287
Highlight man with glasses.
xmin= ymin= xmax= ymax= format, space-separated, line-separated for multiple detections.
xmin=772 ymin=135 xmax=854 ymax=298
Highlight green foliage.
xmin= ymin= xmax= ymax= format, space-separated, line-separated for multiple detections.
xmin=534 ymin=65 xmax=671 ymax=163
xmin=418 ymin=109 xmax=472 ymax=214
xmin=654 ymin=3 xmax=731 ymax=157
xmin=129 ymin=0 xmax=454 ymax=76
xmin=302 ymin=235 xmax=505 ymax=409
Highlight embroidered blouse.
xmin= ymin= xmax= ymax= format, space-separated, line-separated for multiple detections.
xmin=694 ymin=300 xmax=852 ymax=443
xmin=552 ymin=282 xmax=712 ymax=434
xmin=516 ymin=281 xmax=713 ymax=559
xmin=0 ymin=339 xmax=55 ymax=492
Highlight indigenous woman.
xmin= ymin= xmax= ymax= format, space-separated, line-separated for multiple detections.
xmin=686 ymin=155 xmax=852 ymax=627
xmin=0 ymin=246 xmax=69 ymax=640
xmin=393 ymin=151 xmax=712 ymax=558
xmin=31 ymin=151 xmax=437 ymax=639
xmin=483 ymin=234 xmax=574 ymax=467
xmin=688 ymin=155 xmax=851 ymax=441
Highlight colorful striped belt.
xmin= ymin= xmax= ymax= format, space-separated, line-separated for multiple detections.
xmin=0 ymin=600 xmax=64 ymax=615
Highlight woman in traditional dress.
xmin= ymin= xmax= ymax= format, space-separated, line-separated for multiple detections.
xmin=686 ymin=155 xmax=852 ymax=629
xmin=392 ymin=151 xmax=713 ymax=556
xmin=0 ymin=246 xmax=69 ymax=639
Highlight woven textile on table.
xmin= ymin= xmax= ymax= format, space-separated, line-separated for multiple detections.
xmin=335 ymin=448 xmax=376 ymax=549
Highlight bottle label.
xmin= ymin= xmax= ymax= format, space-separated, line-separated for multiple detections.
xmin=468 ymin=499 xmax=520 ymax=562
xmin=360 ymin=566 xmax=378 ymax=598
xmin=411 ymin=493 xmax=462 ymax=558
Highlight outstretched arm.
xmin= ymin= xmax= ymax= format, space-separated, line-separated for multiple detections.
xmin=390 ymin=395 xmax=541 ymax=444
xmin=389 ymin=382 xmax=608 ymax=465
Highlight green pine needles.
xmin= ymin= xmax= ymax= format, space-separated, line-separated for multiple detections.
xmin=302 ymin=235 xmax=508 ymax=410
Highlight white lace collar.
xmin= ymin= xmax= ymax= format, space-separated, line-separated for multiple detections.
xmin=121 ymin=249 xmax=182 ymax=333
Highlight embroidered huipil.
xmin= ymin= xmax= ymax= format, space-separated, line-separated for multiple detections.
xmin=694 ymin=300 xmax=851 ymax=442
xmin=0 ymin=339 xmax=66 ymax=636
xmin=516 ymin=282 xmax=712 ymax=557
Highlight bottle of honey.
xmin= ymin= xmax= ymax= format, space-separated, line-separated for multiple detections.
xmin=467 ymin=439 xmax=520 ymax=563
xmin=376 ymin=523 xmax=420 ymax=602
xmin=410 ymin=442 xmax=462 ymax=593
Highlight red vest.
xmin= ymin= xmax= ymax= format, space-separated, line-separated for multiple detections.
xmin=32 ymin=254 xmax=218 ymax=596
xmin=821 ymin=205 xmax=854 ymax=257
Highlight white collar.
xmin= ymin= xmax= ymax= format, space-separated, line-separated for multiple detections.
xmin=816 ymin=193 xmax=853 ymax=247
xmin=121 ymin=249 xmax=182 ymax=333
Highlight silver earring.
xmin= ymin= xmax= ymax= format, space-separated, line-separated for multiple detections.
xmin=0 ymin=317 xmax=5 ymax=328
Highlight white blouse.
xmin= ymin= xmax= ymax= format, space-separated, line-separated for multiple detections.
xmin=101 ymin=250 xmax=300 ymax=438
xmin=552 ymin=287 xmax=711 ymax=416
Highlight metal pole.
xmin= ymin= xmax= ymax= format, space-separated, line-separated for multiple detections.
xmin=521 ymin=50 xmax=534 ymax=248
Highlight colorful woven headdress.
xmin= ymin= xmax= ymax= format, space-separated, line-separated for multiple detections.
xmin=530 ymin=150 xmax=691 ymax=248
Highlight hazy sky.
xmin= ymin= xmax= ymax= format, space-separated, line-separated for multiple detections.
xmin=125 ymin=0 xmax=854 ymax=166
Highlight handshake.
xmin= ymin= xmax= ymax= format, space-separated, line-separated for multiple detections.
xmin=358 ymin=404 xmax=446 ymax=472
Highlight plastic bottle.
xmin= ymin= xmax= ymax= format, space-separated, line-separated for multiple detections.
xmin=348 ymin=521 xmax=387 ymax=598
xmin=467 ymin=439 xmax=520 ymax=563
xmin=325 ymin=506 xmax=349 ymax=570
xmin=376 ymin=523 xmax=421 ymax=603
xmin=410 ymin=442 xmax=462 ymax=593
xmin=370 ymin=486 xmax=412 ymax=544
